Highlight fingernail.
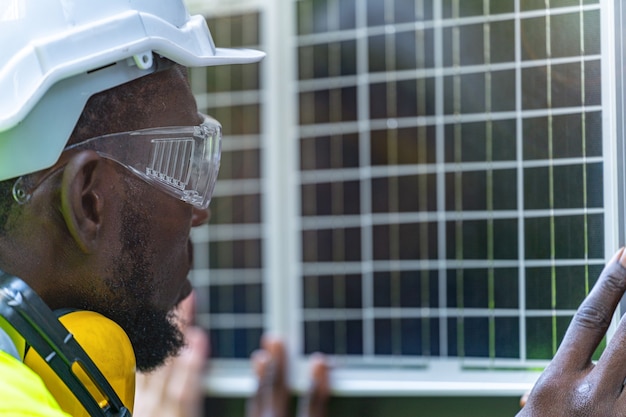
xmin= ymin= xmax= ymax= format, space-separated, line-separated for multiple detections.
xmin=617 ymin=247 xmax=626 ymax=267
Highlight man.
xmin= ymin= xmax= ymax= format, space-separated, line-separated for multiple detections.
xmin=0 ymin=0 xmax=262 ymax=414
xmin=6 ymin=0 xmax=617 ymax=416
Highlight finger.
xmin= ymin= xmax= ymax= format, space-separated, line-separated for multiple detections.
xmin=297 ymin=353 xmax=330 ymax=417
xmin=260 ymin=335 xmax=287 ymax=386
xmin=134 ymin=326 xmax=209 ymax=417
xmin=551 ymin=247 xmax=626 ymax=371
xmin=246 ymin=350 xmax=271 ymax=417
xmin=176 ymin=291 xmax=197 ymax=329
xmin=589 ymin=308 xmax=626 ymax=392
xmin=246 ymin=335 xmax=289 ymax=417
xmin=520 ymin=391 xmax=529 ymax=408
xmin=134 ymin=358 xmax=176 ymax=414
xmin=180 ymin=326 xmax=210 ymax=370
xmin=167 ymin=327 xmax=209 ymax=407
xmin=250 ymin=349 xmax=271 ymax=380
xmin=136 ymin=354 xmax=177 ymax=394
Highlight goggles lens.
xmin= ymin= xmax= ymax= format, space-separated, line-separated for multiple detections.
xmin=15 ymin=115 xmax=221 ymax=209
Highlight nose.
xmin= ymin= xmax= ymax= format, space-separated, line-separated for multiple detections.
xmin=192 ymin=207 xmax=211 ymax=227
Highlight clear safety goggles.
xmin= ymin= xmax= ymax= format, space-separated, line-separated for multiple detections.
xmin=13 ymin=115 xmax=221 ymax=209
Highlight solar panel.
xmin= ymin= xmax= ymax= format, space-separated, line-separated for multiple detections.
xmin=189 ymin=0 xmax=615 ymax=394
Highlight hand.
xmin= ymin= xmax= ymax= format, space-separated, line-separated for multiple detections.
xmin=518 ymin=248 xmax=626 ymax=416
xmin=296 ymin=353 xmax=330 ymax=417
xmin=246 ymin=335 xmax=330 ymax=417
xmin=133 ymin=293 xmax=209 ymax=417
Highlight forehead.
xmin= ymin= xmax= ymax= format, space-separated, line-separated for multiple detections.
xmin=70 ymin=66 xmax=200 ymax=144
xmin=143 ymin=66 xmax=201 ymax=126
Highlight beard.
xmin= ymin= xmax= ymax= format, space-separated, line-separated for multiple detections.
xmin=95 ymin=180 xmax=185 ymax=372
xmin=102 ymin=301 xmax=184 ymax=373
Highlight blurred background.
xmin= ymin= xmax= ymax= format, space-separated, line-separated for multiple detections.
xmin=183 ymin=0 xmax=621 ymax=415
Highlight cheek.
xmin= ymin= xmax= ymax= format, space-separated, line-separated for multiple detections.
xmin=117 ymin=176 xmax=193 ymax=307
xmin=146 ymin=203 xmax=193 ymax=297
xmin=143 ymin=195 xmax=193 ymax=246
xmin=145 ymin=212 xmax=189 ymax=258
xmin=157 ymin=205 xmax=193 ymax=249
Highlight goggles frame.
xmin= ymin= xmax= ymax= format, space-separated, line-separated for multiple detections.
xmin=13 ymin=115 xmax=221 ymax=209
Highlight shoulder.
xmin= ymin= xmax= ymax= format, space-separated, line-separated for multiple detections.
xmin=0 ymin=350 xmax=71 ymax=417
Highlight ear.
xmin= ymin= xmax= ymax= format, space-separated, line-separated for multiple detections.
xmin=59 ymin=150 xmax=107 ymax=254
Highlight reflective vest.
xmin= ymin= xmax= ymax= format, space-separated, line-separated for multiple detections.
xmin=0 ymin=350 xmax=70 ymax=416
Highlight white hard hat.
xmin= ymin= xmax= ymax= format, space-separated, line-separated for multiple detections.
xmin=0 ymin=0 xmax=265 ymax=182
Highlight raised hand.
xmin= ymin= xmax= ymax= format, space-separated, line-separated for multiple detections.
xmin=518 ymin=248 xmax=626 ymax=416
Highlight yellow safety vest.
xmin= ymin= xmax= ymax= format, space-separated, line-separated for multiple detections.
xmin=0 ymin=350 xmax=71 ymax=417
